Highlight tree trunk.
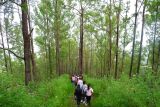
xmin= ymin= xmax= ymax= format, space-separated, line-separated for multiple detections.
xmin=156 ymin=40 xmax=160 ymax=72
xmin=121 ymin=4 xmax=128 ymax=73
xmin=152 ymin=5 xmax=158 ymax=71
xmin=79 ymin=3 xmax=84 ymax=75
xmin=28 ymin=2 xmax=36 ymax=81
xmin=129 ymin=0 xmax=138 ymax=78
xmin=4 ymin=17 xmax=13 ymax=73
xmin=55 ymin=0 xmax=61 ymax=76
xmin=137 ymin=0 xmax=146 ymax=74
xmin=0 ymin=21 xmax=8 ymax=72
xmin=21 ymin=0 xmax=31 ymax=85
xmin=108 ymin=0 xmax=112 ymax=73
xmin=115 ymin=3 xmax=120 ymax=79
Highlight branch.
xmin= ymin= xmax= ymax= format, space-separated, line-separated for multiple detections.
xmin=0 ymin=0 xmax=8 ymax=6
xmin=9 ymin=0 xmax=21 ymax=6
xmin=0 ymin=47 xmax=24 ymax=60
xmin=0 ymin=0 xmax=20 ymax=6
xmin=29 ymin=28 xmax=34 ymax=36
xmin=63 ymin=4 xmax=81 ymax=14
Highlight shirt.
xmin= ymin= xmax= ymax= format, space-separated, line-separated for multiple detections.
xmin=82 ymin=84 xmax=87 ymax=92
xmin=86 ymin=88 xmax=93 ymax=96
xmin=77 ymin=79 xmax=83 ymax=89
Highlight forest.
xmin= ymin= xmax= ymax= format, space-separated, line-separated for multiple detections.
xmin=0 ymin=0 xmax=160 ymax=107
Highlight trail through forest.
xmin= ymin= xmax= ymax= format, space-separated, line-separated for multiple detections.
xmin=67 ymin=80 xmax=96 ymax=107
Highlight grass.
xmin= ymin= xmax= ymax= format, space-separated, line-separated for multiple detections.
xmin=0 ymin=72 xmax=160 ymax=107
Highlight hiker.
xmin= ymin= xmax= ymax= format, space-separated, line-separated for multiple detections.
xmin=74 ymin=84 xmax=82 ymax=107
xmin=77 ymin=77 xmax=83 ymax=89
xmin=82 ymin=81 xmax=87 ymax=103
xmin=86 ymin=84 xmax=94 ymax=106
xmin=71 ymin=74 xmax=76 ymax=85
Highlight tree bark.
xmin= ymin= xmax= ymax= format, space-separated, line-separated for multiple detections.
xmin=152 ymin=5 xmax=158 ymax=71
xmin=55 ymin=0 xmax=61 ymax=76
xmin=21 ymin=0 xmax=31 ymax=85
xmin=108 ymin=0 xmax=112 ymax=74
xmin=79 ymin=3 xmax=84 ymax=75
xmin=115 ymin=2 xmax=121 ymax=79
xmin=0 ymin=21 xmax=8 ymax=72
xmin=4 ymin=16 xmax=13 ymax=73
xmin=129 ymin=0 xmax=138 ymax=78
xmin=137 ymin=0 xmax=146 ymax=74
xmin=121 ymin=4 xmax=128 ymax=73
xmin=28 ymin=2 xmax=37 ymax=81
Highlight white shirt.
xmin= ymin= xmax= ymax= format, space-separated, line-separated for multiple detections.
xmin=77 ymin=79 xmax=83 ymax=89
xmin=86 ymin=88 xmax=93 ymax=96
xmin=82 ymin=84 xmax=87 ymax=92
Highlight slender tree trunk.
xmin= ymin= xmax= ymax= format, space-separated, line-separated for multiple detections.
xmin=152 ymin=5 xmax=158 ymax=71
xmin=156 ymin=40 xmax=160 ymax=72
xmin=146 ymin=49 xmax=150 ymax=65
xmin=4 ymin=17 xmax=13 ymax=73
xmin=0 ymin=21 xmax=8 ymax=72
xmin=108 ymin=0 xmax=112 ymax=73
xmin=28 ymin=2 xmax=36 ymax=81
xmin=115 ymin=1 xmax=121 ymax=79
xmin=121 ymin=5 xmax=128 ymax=73
xmin=79 ymin=3 xmax=84 ymax=75
xmin=21 ymin=0 xmax=31 ymax=85
xmin=68 ymin=39 xmax=71 ymax=74
xmin=129 ymin=0 xmax=138 ymax=78
xmin=55 ymin=0 xmax=61 ymax=76
xmin=137 ymin=1 xmax=146 ymax=74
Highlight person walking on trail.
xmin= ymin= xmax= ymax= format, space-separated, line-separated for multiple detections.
xmin=77 ymin=77 xmax=83 ymax=89
xmin=82 ymin=81 xmax=87 ymax=103
xmin=71 ymin=74 xmax=76 ymax=85
xmin=74 ymin=85 xmax=82 ymax=107
xmin=86 ymin=84 xmax=94 ymax=106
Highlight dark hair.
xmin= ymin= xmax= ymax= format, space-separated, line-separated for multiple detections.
xmin=83 ymin=81 xmax=86 ymax=84
xmin=87 ymin=84 xmax=91 ymax=90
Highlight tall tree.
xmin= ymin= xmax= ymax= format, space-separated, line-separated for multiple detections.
xmin=54 ymin=0 xmax=61 ymax=76
xmin=0 ymin=21 xmax=8 ymax=72
xmin=129 ymin=0 xmax=138 ymax=78
xmin=21 ymin=0 xmax=31 ymax=85
xmin=137 ymin=0 xmax=147 ymax=74
xmin=152 ymin=4 xmax=158 ymax=71
xmin=115 ymin=0 xmax=121 ymax=79
xmin=121 ymin=2 xmax=129 ymax=73
xmin=79 ymin=1 xmax=84 ymax=75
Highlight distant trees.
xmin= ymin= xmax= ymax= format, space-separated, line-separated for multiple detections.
xmin=0 ymin=0 xmax=159 ymax=84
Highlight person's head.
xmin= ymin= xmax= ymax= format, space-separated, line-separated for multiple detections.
xmin=77 ymin=84 xmax=80 ymax=89
xmin=87 ymin=84 xmax=91 ymax=90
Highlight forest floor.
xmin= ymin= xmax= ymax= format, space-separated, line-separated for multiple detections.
xmin=1 ymin=73 xmax=160 ymax=107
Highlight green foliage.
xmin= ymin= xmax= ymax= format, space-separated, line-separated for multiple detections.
xmin=0 ymin=73 xmax=72 ymax=107
xmin=84 ymin=72 xmax=160 ymax=107
xmin=1 ymin=73 xmax=160 ymax=107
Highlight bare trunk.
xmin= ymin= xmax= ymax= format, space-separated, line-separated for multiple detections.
xmin=152 ymin=5 xmax=158 ymax=71
xmin=21 ymin=0 xmax=31 ymax=85
xmin=121 ymin=5 xmax=128 ymax=73
xmin=79 ymin=4 xmax=84 ymax=75
xmin=0 ymin=21 xmax=8 ymax=72
xmin=115 ymin=6 xmax=120 ymax=79
xmin=108 ymin=0 xmax=112 ymax=73
xmin=137 ymin=1 xmax=146 ymax=74
xmin=129 ymin=0 xmax=138 ymax=78
xmin=55 ymin=0 xmax=61 ymax=76
xmin=4 ymin=17 xmax=13 ymax=73
xmin=28 ymin=2 xmax=36 ymax=81
xmin=156 ymin=40 xmax=160 ymax=72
